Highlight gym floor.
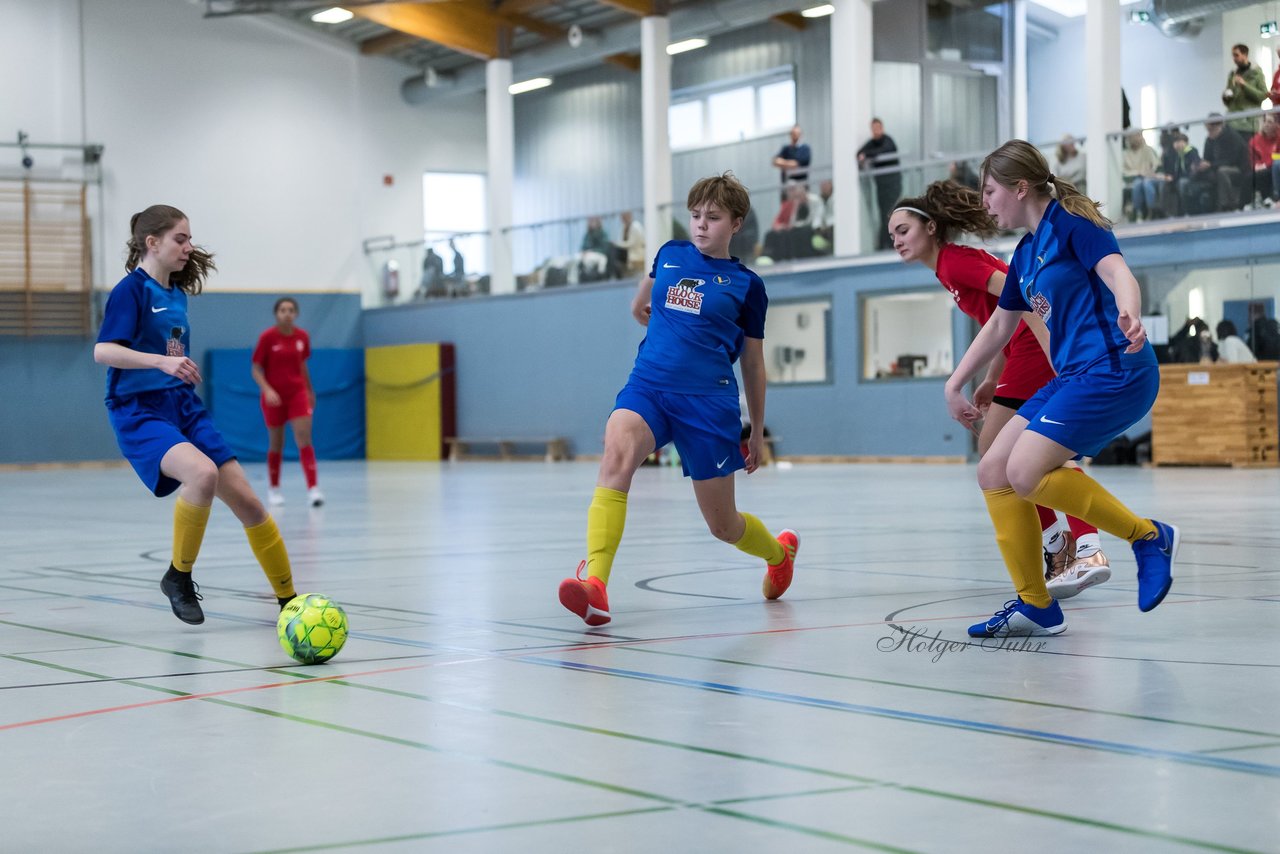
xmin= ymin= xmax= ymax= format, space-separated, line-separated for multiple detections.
xmin=1 ymin=460 xmax=1276 ymax=853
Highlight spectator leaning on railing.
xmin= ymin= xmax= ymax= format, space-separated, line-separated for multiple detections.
xmin=1221 ymin=43 xmax=1267 ymax=142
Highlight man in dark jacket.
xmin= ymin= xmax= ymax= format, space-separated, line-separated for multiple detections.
xmin=857 ymin=118 xmax=900 ymax=250
xmin=1199 ymin=115 xmax=1251 ymax=210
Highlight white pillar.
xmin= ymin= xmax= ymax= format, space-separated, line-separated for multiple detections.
xmin=1084 ymin=0 xmax=1120 ymax=213
xmin=641 ymin=16 xmax=672 ymax=249
xmin=486 ymin=58 xmax=515 ymax=294
xmin=830 ymin=0 xmax=873 ymax=256
xmin=1012 ymin=0 xmax=1028 ymax=140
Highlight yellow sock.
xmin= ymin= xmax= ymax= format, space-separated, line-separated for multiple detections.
xmin=983 ymin=487 xmax=1052 ymax=608
xmin=244 ymin=516 xmax=295 ymax=599
xmin=734 ymin=512 xmax=785 ymax=565
xmin=586 ymin=487 xmax=627 ymax=585
xmin=172 ymin=497 xmax=212 ymax=573
xmin=1026 ymin=469 xmax=1156 ymax=543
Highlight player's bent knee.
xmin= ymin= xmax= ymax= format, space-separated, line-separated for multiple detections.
xmin=975 ymin=455 xmax=1010 ymax=490
xmin=1006 ymin=465 xmax=1045 ymax=498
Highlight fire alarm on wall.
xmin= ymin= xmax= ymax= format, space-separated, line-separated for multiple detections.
xmin=383 ymin=174 xmax=394 ymax=186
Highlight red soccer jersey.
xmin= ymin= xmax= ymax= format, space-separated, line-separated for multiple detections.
xmin=252 ymin=326 xmax=311 ymax=396
xmin=935 ymin=243 xmax=1055 ymax=400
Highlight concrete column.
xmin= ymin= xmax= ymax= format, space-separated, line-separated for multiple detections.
xmin=486 ymin=58 xmax=515 ymax=294
xmin=1012 ymin=0 xmax=1028 ymax=140
xmin=1084 ymin=0 xmax=1121 ymax=213
xmin=641 ymin=16 xmax=672 ymax=249
xmin=830 ymin=0 xmax=873 ymax=256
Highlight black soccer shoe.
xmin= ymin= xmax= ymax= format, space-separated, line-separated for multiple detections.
xmin=160 ymin=566 xmax=205 ymax=625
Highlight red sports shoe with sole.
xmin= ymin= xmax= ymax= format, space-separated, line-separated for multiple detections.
xmin=762 ymin=529 xmax=799 ymax=600
xmin=559 ymin=560 xmax=612 ymax=626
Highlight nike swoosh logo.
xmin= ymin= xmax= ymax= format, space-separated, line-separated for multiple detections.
xmin=151 ymin=306 xmax=166 ymax=313
xmin=1039 ymin=416 xmax=1065 ymax=425
xmin=716 ymin=456 xmax=730 ymax=469
xmin=996 ymin=383 xmax=1009 ymax=389
xmin=663 ymin=262 xmax=680 ymax=268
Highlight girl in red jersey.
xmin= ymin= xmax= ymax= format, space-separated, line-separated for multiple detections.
xmin=889 ymin=180 xmax=1108 ymax=598
xmin=251 ymin=298 xmax=322 ymax=507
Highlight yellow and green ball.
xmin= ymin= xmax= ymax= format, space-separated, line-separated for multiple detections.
xmin=277 ymin=593 xmax=348 ymax=664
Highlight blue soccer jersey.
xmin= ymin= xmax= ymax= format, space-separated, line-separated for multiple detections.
xmin=997 ymin=200 xmax=1156 ymax=376
xmin=627 ymin=241 xmax=767 ymax=396
xmin=97 ymin=268 xmax=192 ymax=402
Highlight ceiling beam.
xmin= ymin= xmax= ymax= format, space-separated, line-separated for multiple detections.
xmin=595 ymin=0 xmax=665 ymax=16
xmin=358 ymin=30 xmax=421 ymax=56
xmin=603 ymin=51 xmax=641 ymax=71
xmin=352 ymin=2 xmax=510 ymax=60
xmin=771 ymin=12 xmax=807 ymax=30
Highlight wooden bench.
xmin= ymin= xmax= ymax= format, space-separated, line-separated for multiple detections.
xmin=445 ymin=436 xmax=570 ymax=462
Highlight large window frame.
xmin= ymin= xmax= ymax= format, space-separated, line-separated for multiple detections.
xmin=669 ymin=67 xmax=797 ymax=152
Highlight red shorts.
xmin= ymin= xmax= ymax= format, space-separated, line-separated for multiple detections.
xmin=261 ymin=388 xmax=312 ymax=427
xmin=995 ymin=327 xmax=1057 ymax=401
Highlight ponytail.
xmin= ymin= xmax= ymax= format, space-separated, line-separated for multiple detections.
xmin=124 ymin=204 xmax=216 ymax=296
xmin=982 ymin=139 xmax=1111 ymax=230
xmin=894 ymin=180 xmax=999 ymax=244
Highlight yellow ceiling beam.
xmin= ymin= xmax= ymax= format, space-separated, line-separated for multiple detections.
xmin=358 ymin=30 xmax=421 ymax=56
xmin=352 ymin=2 xmax=509 ymax=60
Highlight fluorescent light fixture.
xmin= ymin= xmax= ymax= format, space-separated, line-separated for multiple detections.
xmin=666 ymin=38 xmax=708 ymax=55
xmin=310 ymin=7 xmax=353 ymax=24
xmin=1262 ymin=21 xmax=1278 ymax=38
xmin=801 ymin=4 xmax=835 ymax=17
xmin=508 ymin=77 xmax=552 ymax=95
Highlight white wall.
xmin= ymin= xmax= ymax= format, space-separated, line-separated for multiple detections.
xmin=1 ymin=0 xmax=485 ymax=293
xmin=1028 ymin=9 xmax=1225 ymax=142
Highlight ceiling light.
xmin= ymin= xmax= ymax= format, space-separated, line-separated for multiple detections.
xmin=508 ymin=77 xmax=553 ymax=95
xmin=801 ymin=4 xmax=835 ymax=17
xmin=666 ymin=38 xmax=708 ymax=55
xmin=311 ymin=7 xmax=353 ymax=24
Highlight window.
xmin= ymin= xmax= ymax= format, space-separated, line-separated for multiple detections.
xmin=757 ymin=79 xmax=796 ymax=132
xmin=423 ymin=171 xmax=487 ymax=274
xmin=764 ymin=297 xmax=831 ymax=384
xmin=707 ymin=87 xmax=755 ymax=144
xmin=668 ymin=101 xmax=704 ymax=150
xmin=862 ymin=290 xmax=956 ymax=380
xmin=668 ymin=68 xmax=797 ymax=151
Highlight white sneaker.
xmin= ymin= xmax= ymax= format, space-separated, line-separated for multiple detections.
xmin=307 ymin=486 xmax=325 ymax=507
xmin=267 ymin=487 xmax=285 ymax=506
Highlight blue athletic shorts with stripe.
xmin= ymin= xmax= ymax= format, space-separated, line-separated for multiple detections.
xmin=1018 ymin=366 xmax=1159 ymax=458
xmin=613 ymin=382 xmax=744 ymax=480
xmin=106 ymin=386 xmax=236 ymax=497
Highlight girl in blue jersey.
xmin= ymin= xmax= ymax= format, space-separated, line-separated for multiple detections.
xmin=94 ymin=205 xmax=297 ymax=625
xmin=943 ymin=141 xmax=1179 ymax=638
xmin=557 ymin=173 xmax=798 ymax=627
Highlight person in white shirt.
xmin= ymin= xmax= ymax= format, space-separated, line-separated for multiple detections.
xmin=1215 ymin=320 xmax=1257 ymax=363
xmin=613 ymin=211 xmax=646 ymax=275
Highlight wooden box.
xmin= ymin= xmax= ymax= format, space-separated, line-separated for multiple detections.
xmin=1152 ymin=362 xmax=1278 ymax=467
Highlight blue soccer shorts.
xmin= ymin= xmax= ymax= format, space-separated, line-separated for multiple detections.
xmin=613 ymin=382 xmax=744 ymax=480
xmin=107 ymin=386 xmax=236 ymax=497
xmin=1018 ymin=366 xmax=1159 ymax=458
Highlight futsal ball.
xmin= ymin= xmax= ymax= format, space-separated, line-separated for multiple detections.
xmin=277 ymin=593 xmax=348 ymax=664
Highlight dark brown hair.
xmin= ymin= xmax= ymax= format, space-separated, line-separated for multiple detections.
xmin=894 ymin=180 xmax=999 ymax=244
xmin=981 ymin=139 xmax=1111 ymax=230
xmin=125 ymin=204 xmax=215 ymax=295
xmin=687 ymin=171 xmax=750 ymax=221
xmin=274 ymin=297 xmax=299 ymax=314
